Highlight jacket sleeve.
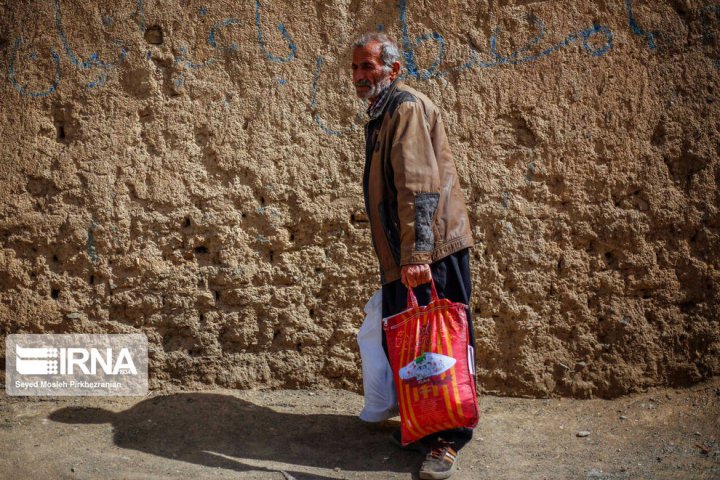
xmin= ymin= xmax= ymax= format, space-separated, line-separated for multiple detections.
xmin=390 ymin=101 xmax=441 ymax=266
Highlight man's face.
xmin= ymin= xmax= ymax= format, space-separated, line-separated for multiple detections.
xmin=351 ymin=42 xmax=394 ymax=101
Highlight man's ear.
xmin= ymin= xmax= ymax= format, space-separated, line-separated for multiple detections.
xmin=390 ymin=61 xmax=402 ymax=80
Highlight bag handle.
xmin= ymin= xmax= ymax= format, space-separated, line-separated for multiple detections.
xmin=406 ymin=278 xmax=439 ymax=308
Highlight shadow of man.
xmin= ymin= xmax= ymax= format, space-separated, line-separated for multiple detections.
xmin=49 ymin=392 xmax=418 ymax=478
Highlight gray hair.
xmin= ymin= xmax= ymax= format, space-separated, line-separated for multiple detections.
xmin=351 ymin=32 xmax=402 ymax=71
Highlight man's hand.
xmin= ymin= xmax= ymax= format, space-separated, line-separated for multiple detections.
xmin=401 ymin=264 xmax=432 ymax=289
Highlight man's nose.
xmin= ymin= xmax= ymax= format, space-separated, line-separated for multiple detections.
xmin=353 ymin=70 xmax=365 ymax=83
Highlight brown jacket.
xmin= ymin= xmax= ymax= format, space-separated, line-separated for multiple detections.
xmin=363 ymin=80 xmax=474 ymax=284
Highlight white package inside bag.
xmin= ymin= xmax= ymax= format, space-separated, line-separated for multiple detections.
xmin=357 ymin=289 xmax=398 ymax=422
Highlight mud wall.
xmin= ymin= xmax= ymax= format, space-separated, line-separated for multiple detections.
xmin=0 ymin=0 xmax=718 ymax=398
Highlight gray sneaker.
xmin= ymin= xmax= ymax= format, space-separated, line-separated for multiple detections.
xmin=419 ymin=438 xmax=458 ymax=479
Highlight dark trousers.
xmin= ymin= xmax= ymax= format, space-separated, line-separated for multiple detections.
xmin=381 ymin=248 xmax=475 ymax=451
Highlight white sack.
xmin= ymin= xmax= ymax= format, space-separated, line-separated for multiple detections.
xmin=358 ymin=289 xmax=398 ymax=422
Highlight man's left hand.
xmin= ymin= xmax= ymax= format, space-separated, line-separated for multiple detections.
xmin=401 ymin=264 xmax=432 ymax=289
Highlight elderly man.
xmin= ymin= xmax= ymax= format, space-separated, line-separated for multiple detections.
xmin=351 ymin=32 xmax=476 ymax=480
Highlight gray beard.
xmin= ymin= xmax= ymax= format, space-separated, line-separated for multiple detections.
xmin=361 ymin=74 xmax=393 ymax=100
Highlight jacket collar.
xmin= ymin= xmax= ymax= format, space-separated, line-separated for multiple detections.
xmin=366 ymin=78 xmax=401 ymax=121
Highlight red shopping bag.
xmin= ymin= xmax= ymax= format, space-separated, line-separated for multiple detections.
xmin=383 ymin=280 xmax=478 ymax=445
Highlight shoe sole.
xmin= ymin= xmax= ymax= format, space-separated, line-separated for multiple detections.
xmin=419 ymin=462 xmax=457 ymax=480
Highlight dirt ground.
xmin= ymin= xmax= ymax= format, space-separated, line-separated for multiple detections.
xmin=1 ymin=378 xmax=718 ymax=480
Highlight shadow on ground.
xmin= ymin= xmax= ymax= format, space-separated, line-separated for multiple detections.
xmin=48 ymin=392 xmax=420 ymax=479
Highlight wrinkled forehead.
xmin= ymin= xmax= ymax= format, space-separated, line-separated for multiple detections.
xmin=351 ymin=41 xmax=384 ymax=64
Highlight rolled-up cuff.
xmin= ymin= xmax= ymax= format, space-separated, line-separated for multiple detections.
xmin=401 ymin=252 xmax=433 ymax=265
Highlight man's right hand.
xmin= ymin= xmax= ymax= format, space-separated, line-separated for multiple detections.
xmin=401 ymin=264 xmax=432 ymax=289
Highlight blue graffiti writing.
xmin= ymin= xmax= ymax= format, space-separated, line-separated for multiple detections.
xmin=310 ymin=56 xmax=345 ymax=136
xmin=399 ymin=1 xmax=612 ymax=79
xmin=135 ymin=0 xmax=146 ymax=33
xmin=173 ymin=16 xmax=246 ymax=70
xmin=8 ymin=0 xmax=704 ymax=139
xmin=309 ymin=56 xmax=366 ymax=136
xmin=53 ymin=0 xmax=129 ymax=89
xmin=208 ymin=18 xmax=242 ymax=53
xmin=173 ymin=3 xmax=296 ymax=72
xmin=625 ymin=0 xmax=656 ymax=49
xmin=8 ymin=0 xmax=297 ymax=97
xmin=8 ymin=37 xmax=62 ymax=98
xmin=255 ymin=0 xmax=297 ymax=63
xmin=399 ymin=0 xmax=446 ymax=79
xmin=440 ymin=16 xmax=612 ymax=76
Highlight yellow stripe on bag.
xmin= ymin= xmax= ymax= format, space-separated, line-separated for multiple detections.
xmin=396 ymin=315 xmax=417 ymax=439
xmin=437 ymin=322 xmax=457 ymax=424
xmin=442 ymin=384 xmax=458 ymax=425
xmin=434 ymin=314 xmax=459 ymax=426
xmin=405 ymin=383 xmax=429 ymax=436
xmin=401 ymin=312 xmax=427 ymax=440
xmin=441 ymin=309 xmax=465 ymax=419
xmin=406 ymin=309 xmax=432 ymax=438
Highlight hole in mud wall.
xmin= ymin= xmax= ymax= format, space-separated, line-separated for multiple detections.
xmin=56 ymin=124 xmax=66 ymax=141
xmin=260 ymin=196 xmax=265 ymax=206
xmin=52 ymin=254 xmax=59 ymax=263
xmin=194 ymin=245 xmax=208 ymax=254
xmin=296 ymin=342 xmax=303 ymax=353
xmin=603 ymin=251 xmax=618 ymax=268
xmin=51 ymin=288 xmax=60 ymax=299
xmin=88 ymin=275 xmax=95 ymax=285
xmin=183 ymin=217 xmax=191 ymax=228
xmin=0 ymin=37 xmax=7 ymax=51
xmin=269 ymin=250 xmax=274 ymax=263
xmin=214 ymin=290 xmax=221 ymax=301
xmin=309 ymin=309 xmax=315 ymax=318
xmin=144 ymin=25 xmax=164 ymax=44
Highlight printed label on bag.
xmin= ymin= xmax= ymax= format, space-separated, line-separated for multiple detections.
xmin=399 ymin=352 xmax=456 ymax=382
